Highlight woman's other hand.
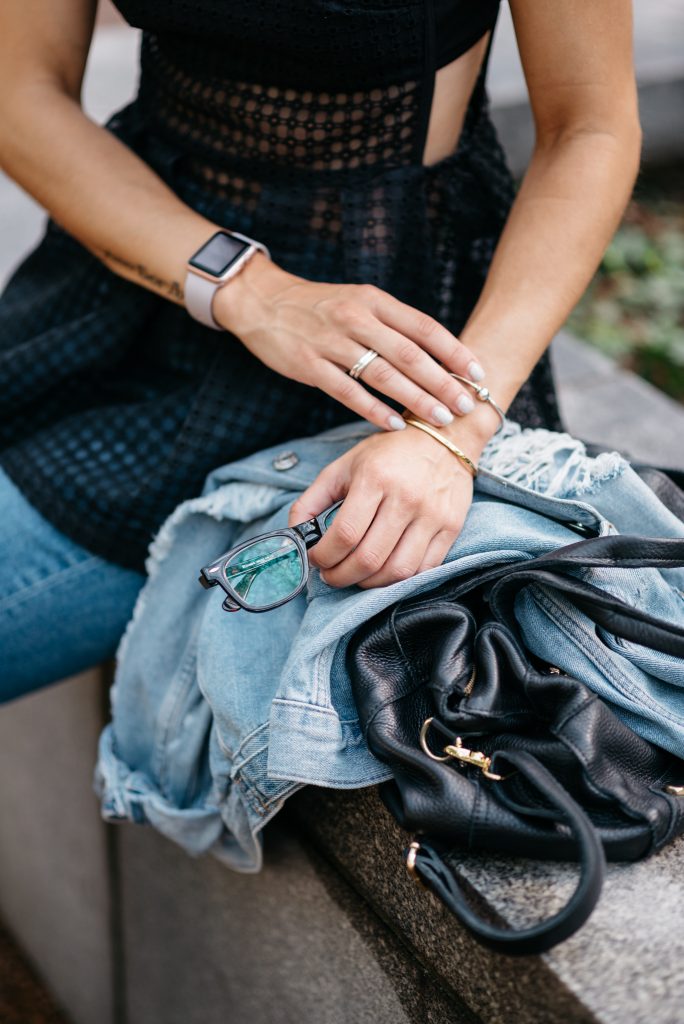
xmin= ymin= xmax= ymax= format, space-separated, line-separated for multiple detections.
xmin=213 ymin=253 xmax=485 ymax=432
xmin=287 ymin=424 xmax=483 ymax=590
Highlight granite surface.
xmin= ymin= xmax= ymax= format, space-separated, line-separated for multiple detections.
xmin=551 ymin=333 xmax=684 ymax=472
xmin=118 ymin=818 xmax=481 ymax=1024
xmin=0 ymin=672 xmax=116 ymax=1024
xmin=0 ymin=920 xmax=70 ymax=1024
xmin=290 ymin=786 xmax=684 ymax=1024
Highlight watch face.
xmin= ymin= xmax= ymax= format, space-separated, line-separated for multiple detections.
xmin=189 ymin=231 xmax=250 ymax=277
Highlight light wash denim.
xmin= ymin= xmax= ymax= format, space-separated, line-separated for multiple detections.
xmin=0 ymin=468 xmax=144 ymax=705
xmin=94 ymin=420 xmax=684 ymax=871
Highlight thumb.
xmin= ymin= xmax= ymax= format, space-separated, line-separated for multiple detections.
xmin=287 ymin=460 xmax=349 ymax=528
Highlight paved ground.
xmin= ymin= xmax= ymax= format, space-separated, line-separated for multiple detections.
xmin=0 ymin=922 xmax=69 ymax=1024
xmin=553 ymin=332 xmax=684 ymax=470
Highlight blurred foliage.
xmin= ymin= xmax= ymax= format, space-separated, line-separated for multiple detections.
xmin=567 ymin=161 xmax=684 ymax=403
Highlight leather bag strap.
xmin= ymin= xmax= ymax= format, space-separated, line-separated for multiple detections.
xmin=487 ymin=534 xmax=684 ymax=657
xmin=409 ymin=750 xmax=606 ymax=956
xmin=533 ymin=533 xmax=684 ymax=570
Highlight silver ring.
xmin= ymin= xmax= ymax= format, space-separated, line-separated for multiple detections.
xmin=347 ymin=348 xmax=379 ymax=381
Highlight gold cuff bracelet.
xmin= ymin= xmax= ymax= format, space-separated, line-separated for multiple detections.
xmin=401 ymin=413 xmax=478 ymax=478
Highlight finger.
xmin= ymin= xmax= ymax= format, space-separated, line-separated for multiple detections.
xmin=308 ymin=358 xmax=408 ymax=433
xmin=288 ymin=461 xmax=347 ymax=528
xmin=345 ymin=317 xmax=478 ymax=421
xmin=357 ymin=517 xmax=437 ymax=589
xmin=415 ymin=528 xmax=460 ymax=575
xmin=368 ymin=289 xmax=486 ymax=381
xmin=320 ymin=496 xmax=410 ymax=589
xmin=342 ymin=339 xmax=471 ymax=428
xmin=309 ymin=479 xmax=382 ymax=570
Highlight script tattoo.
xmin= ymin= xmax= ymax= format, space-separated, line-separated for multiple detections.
xmin=102 ymin=249 xmax=184 ymax=301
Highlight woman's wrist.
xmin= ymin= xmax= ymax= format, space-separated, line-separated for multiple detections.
xmin=402 ymin=384 xmax=503 ymax=455
xmin=388 ymin=416 xmax=477 ymax=484
xmin=398 ymin=405 xmax=494 ymax=481
xmin=212 ymin=250 xmax=296 ymax=334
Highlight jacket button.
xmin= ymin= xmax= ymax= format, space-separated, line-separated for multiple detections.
xmin=272 ymin=450 xmax=299 ymax=471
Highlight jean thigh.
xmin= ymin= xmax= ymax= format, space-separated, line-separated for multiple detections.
xmin=0 ymin=469 xmax=145 ymax=704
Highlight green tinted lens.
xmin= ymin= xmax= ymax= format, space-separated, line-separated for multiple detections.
xmin=323 ymin=504 xmax=341 ymax=530
xmin=224 ymin=535 xmax=304 ymax=609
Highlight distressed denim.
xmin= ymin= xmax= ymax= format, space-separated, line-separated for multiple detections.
xmin=94 ymin=420 xmax=684 ymax=871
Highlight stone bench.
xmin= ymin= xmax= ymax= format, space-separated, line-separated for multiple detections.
xmin=1 ymin=333 xmax=683 ymax=1024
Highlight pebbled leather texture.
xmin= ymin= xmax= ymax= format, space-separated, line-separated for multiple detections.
xmin=346 ymin=458 xmax=684 ymax=955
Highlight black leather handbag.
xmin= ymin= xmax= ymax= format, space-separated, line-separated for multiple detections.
xmin=346 ymin=460 xmax=684 ymax=956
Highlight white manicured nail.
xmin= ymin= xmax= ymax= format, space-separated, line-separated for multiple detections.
xmin=457 ymin=394 xmax=475 ymax=414
xmin=432 ymin=405 xmax=454 ymax=425
xmin=467 ymin=360 xmax=485 ymax=381
xmin=388 ymin=415 xmax=407 ymax=430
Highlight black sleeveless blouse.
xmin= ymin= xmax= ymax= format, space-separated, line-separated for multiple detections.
xmin=0 ymin=0 xmax=561 ymax=572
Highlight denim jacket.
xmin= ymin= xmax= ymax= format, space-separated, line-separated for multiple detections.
xmin=94 ymin=420 xmax=684 ymax=871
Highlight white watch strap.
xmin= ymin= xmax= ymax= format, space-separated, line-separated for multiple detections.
xmin=185 ymin=271 xmax=226 ymax=331
xmin=185 ymin=235 xmax=271 ymax=331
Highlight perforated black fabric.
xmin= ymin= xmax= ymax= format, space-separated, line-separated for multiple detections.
xmin=0 ymin=1 xmax=561 ymax=572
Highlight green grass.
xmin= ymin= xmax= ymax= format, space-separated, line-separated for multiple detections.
xmin=567 ymin=161 xmax=684 ymax=403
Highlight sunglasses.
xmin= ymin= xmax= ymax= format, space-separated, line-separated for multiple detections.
xmin=198 ymin=499 xmax=343 ymax=613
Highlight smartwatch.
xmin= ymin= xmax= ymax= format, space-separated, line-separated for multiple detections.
xmin=185 ymin=229 xmax=271 ymax=331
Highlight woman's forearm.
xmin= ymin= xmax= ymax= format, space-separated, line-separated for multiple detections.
xmin=0 ymin=81 xmax=220 ymax=303
xmin=466 ymin=127 xmax=643 ymax=389
xmin=441 ymin=124 xmax=642 ymax=446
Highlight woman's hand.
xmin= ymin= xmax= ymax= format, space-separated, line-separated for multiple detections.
xmin=287 ymin=425 xmax=483 ymax=590
xmin=214 ymin=253 xmax=485 ymax=432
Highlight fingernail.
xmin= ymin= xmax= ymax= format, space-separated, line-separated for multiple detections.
xmin=388 ymin=415 xmax=407 ymax=430
xmin=457 ymin=394 xmax=475 ymax=414
xmin=467 ymin=360 xmax=485 ymax=381
xmin=432 ymin=405 xmax=454 ymax=425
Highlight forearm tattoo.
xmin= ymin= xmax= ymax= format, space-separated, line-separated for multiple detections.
xmin=102 ymin=249 xmax=184 ymax=301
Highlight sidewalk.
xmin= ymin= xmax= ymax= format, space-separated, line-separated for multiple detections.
xmin=0 ymin=922 xmax=68 ymax=1024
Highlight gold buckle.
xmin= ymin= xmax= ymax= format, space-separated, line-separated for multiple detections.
xmin=444 ymin=737 xmax=506 ymax=781
xmin=419 ymin=718 xmax=506 ymax=781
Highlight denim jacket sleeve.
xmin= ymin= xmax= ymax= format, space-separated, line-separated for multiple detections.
xmin=94 ymin=419 xmax=684 ymax=872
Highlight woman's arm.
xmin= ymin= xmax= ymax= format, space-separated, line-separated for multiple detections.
xmin=294 ymin=0 xmax=642 ymax=589
xmin=0 ymin=0 xmax=484 ymax=433
xmin=0 ymin=0 xmax=219 ymax=303
xmin=452 ymin=0 xmax=642 ymax=431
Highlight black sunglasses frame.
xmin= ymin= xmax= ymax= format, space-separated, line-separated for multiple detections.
xmin=198 ymin=499 xmax=344 ymax=613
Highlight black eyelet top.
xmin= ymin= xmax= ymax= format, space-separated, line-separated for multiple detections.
xmin=434 ymin=0 xmax=501 ymax=69
xmin=0 ymin=0 xmax=561 ymax=572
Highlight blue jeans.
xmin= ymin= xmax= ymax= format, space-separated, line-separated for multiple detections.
xmin=0 ymin=468 xmax=145 ymax=705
